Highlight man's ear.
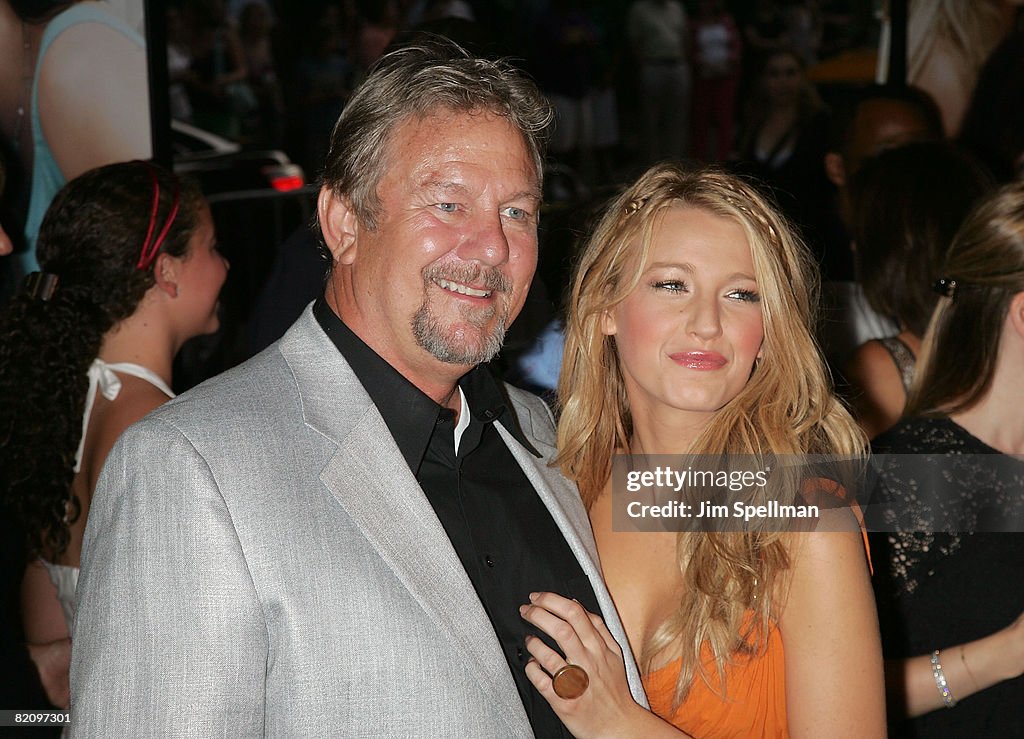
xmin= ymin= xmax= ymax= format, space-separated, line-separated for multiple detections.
xmin=153 ymin=253 xmax=179 ymax=298
xmin=318 ymin=187 xmax=360 ymax=266
xmin=824 ymin=152 xmax=846 ymax=188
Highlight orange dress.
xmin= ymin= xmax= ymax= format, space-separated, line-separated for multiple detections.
xmin=643 ymin=617 xmax=788 ymax=739
xmin=642 ymin=497 xmax=871 ymax=739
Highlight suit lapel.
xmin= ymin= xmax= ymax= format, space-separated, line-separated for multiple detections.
xmin=280 ymin=308 xmax=531 ymax=736
xmin=321 ymin=419 xmax=533 ymax=734
xmin=498 ymin=401 xmax=650 ymax=708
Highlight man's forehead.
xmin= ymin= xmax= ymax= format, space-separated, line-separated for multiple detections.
xmin=416 ymin=176 xmax=541 ymax=202
xmin=387 ymin=111 xmax=539 ymax=189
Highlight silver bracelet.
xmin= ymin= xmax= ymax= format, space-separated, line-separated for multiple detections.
xmin=930 ymin=650 xmax=958 ymax=708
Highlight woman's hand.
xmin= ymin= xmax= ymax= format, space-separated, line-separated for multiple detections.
xmin=520 ymin=592 xmax=687 ymax=738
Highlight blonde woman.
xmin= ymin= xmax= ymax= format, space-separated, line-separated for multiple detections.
xmin=520 ymin=164 xmax=886 ymax=738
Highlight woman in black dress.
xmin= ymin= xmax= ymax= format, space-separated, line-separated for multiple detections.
xmin=870 ymin=181 xmax=1024 ymax=737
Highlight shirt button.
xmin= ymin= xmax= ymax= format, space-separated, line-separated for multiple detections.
xmin=516 ymin=647 xmax=524 ymax=661
xmin=484 ymin=554 xmax=495 ymax=568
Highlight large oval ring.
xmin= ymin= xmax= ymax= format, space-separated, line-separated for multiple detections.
xmin=551 ymin=663 xmax=590 ymax=700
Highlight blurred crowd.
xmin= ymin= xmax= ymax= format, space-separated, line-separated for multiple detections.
xmin=155 ymin=0 xmax=1024 ymax=426
xmin=165 ymin=1 xmax=873 ymax=178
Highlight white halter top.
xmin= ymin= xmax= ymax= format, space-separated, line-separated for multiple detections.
xmin=48 ymin=360 xmax=176 ymax=634
xmin=72 ymin=358 xmax=175 ymax=472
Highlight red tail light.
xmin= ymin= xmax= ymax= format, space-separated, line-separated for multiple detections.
xmin=270 ymin=174 xmax=304 ymax=192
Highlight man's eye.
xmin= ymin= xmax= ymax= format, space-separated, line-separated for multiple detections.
xmin=503 ymin=206 xmax=528 ymax=220
xmin=436 ymin=203 xmax=458 ymax=213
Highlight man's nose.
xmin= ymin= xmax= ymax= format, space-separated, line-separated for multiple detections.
xmin=457 ymin=211 xmax=511 ymax=267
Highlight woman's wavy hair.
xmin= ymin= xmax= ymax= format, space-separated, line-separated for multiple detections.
xmin=0 ymin=161 xmax=204 ymax=559
xmin=907 ymin=180 xmax=1024 ymax=417
xmin=556 ymin=163 xmax=865 ymax=705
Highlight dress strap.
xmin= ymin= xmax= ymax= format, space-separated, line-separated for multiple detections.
xmin=73 ymin=359 xmax=175 ymax=472
xmin=878 ymin=336 xmax=916 ymax=393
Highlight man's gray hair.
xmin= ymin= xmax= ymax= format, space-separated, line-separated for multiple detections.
xmin=320 ymin=36 xmax=554 ymax=230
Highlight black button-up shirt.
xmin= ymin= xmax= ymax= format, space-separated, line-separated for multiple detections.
xmin=314 ymin=299 xmax=600 ymax=737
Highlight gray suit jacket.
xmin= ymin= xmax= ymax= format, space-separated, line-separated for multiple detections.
xmin=70 ymin=305 xmax=647 ymax=737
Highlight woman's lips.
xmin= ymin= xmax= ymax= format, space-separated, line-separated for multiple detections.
xmin=669 ymin=351 xmax=727 ymax=370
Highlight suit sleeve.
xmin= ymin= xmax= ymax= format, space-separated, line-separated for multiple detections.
xmin=70 ymin=418 xmax=267 ymax=737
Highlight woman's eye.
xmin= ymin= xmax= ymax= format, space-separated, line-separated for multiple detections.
xmin=653 ymin=280 xmax=687 ymax=293
xmin=728 ymin=289 xmax=761 ymax=303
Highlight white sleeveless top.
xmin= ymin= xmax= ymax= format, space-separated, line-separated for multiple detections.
xmin=44 ymin=359 xmax=175 ymax=632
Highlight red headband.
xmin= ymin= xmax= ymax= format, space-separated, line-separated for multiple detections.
xmin=135 ymin=166 xmax=181 ymax=271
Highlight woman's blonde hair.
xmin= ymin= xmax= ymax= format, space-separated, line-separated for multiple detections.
xmin=556 ymin=163 xmax=865 ymax=704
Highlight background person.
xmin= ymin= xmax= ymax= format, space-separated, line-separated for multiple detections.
xmin=958 ymin=30 xmax=1024 ymax=184
xmin=869 ymin=181 xmax=1024 ymax=737
xmin=0 ymin=153 xmax=60 ymax=725
xmin=817 ymin=84 xmax=944 ymax=370
xmin=0 ymin=161 xmax=226 ymax=709
xmin=521 ymin=164 xmax=885 ymax=738
xmin=69 ymin=40 xmax=645 ymax=736
xmin=904 ymin=0 xmax=1019 ymax=137
xmin=689 ymin=0 xmax=741 ymax=163
xmin=627 ymin=0 xmax=691 ymax=164
xmin=733 ymin=47 xmax=831 ymax=270
xmin=0 ymin=0 xmax=151 ymax=279
xmin=843 ymin=141 xmax=992 ymax=439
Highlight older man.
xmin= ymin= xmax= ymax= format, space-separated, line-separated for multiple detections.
xmin=70 ymin=39 xmax=645 ymax=737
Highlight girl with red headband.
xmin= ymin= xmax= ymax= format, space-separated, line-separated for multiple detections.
xmin=0 ymin=160 xmax=227 ymax=708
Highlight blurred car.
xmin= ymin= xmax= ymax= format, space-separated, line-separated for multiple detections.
xmin=169 ymin=120 xmax=317 ymax=391
xmin=171 ymin=119 xmax=307 ymax=197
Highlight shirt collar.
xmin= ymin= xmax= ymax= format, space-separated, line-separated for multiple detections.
xmin=312 ymin=298 xmax=540 ymax=471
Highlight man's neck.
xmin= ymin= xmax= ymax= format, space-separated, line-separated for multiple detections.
xmin=325 ymin=292 xmax=469 ymax=409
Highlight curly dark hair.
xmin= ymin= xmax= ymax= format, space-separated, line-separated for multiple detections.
xmin=0 ymin=161 xmax=204 ymax=559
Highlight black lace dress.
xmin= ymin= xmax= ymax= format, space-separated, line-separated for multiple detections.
xmin=869 ymin=417 xmax=1024 ymax=737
